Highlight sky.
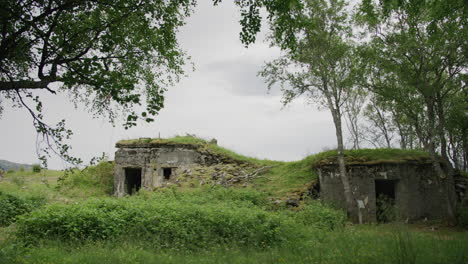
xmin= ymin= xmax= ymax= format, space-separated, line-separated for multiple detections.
xmin=0 ymin=1 xmax=340 ymax=169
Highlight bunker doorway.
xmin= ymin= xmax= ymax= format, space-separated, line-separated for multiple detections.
xmin=125 ymin=168 xmax=142 ymax=195
xmin=375 ymin=180 xmax=397 ymax=222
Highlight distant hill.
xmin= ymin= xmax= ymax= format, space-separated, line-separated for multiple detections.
xmin=0 ymin=159 xmax=33 ymax=171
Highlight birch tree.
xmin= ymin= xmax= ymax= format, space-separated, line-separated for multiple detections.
xmin=259 ymin=0 xmax=360 ymax=218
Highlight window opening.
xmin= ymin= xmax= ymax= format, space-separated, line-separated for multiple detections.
xmin=163 ymin=168 xmax=172 ymax=180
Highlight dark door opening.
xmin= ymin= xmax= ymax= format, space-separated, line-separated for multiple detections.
xmin=375 ymin=180 xmax=397 ymax=222
xmin=163 ymin=168 xmax=172 ymax=180
xmin=125 ymin=168 xmax=142 ymax=195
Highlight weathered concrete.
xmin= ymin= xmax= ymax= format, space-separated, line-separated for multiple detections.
xmin=317 ymin=162 xmax=455 ymax=223
xmin=114 ymin=143 xmax=212 ymax=197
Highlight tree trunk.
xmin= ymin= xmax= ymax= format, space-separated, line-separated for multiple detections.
xmin=322 ymin=82 xmax=355 ymax=220
xmin=426 ymin=98 xmax=455 ymax=221
xmin=435 ymin=94 xmax=457 ymax=221
xmin=331 ymin=107 xmax=354 ymax=219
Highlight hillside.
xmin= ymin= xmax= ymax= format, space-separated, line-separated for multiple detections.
xmin=0 ymin=159 xmax=33 ymax=171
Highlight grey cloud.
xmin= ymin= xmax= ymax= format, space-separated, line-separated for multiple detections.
xmin=202 ymin=57 xmax=282 ymax=97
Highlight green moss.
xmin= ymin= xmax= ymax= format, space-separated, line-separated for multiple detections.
xmin=311 ymin=148 xmax=430 ymax=166
xmin=117 ymin=135 xmax=208 ymax=146
xmin=117 ymin=136 xmax=277 ymax=167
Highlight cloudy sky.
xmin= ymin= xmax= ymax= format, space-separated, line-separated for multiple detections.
xmin=0 ymin=1 xmax=340 ymax=169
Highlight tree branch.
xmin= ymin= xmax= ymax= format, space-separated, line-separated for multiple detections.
xmin=0 ymin=79 xmax=57 ymax=92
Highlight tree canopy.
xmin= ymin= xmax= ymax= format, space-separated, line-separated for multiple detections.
xmin=0 ymin=0 xmax=301 ymax=166
xmin=0 ymin=0 xmax=195 ymax=165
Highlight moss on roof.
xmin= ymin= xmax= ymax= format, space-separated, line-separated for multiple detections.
xmin=116 ymin=136 xmax=208 ymax=147
xmin=116 ymin=136 xmax=277 ymax=166
xmin=311 ymin=148 xmax=431 ymax=166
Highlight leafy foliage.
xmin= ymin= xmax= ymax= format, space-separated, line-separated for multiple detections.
xmin=0 ymin=0 xmax=196 ymax=166
xmin=15 ymin=189 xmax=296 ymax=249
xmin=356 ymin=0 xmax=467 ymax=172
xmin=294 ymin=201 xmax=346 ymax=230
xmin=32 ymin=164 xmax=41 ymax=173
xmin=0 ymin=191 xmax=46 ymax=226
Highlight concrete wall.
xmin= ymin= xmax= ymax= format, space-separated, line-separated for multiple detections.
xmin=114 ymin=145 xmax=203 ymax=197
xmin=318 ymin=162 xmax=453 ymax=222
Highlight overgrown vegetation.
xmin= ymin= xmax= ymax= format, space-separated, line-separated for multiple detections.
xmin=1 ymin=223 xmax=467 ymax=264
xmin=0 ymin=143 xmax=466 ymax=263
xmin=0 ymin=191 xmax=46 ymax=226
xmin=117 ymin=135 xmax=279 ymax=166
xmin=311 ymin=148 xmax=431 ymax=166
xmin=57 ymin=161 xmax=114 ymax=196
xmin=15 ymin=188 xmax=298 ymax=249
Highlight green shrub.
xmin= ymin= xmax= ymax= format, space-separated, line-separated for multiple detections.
xmin=376 ymin=194 xmax=397 ymax=222
xmin=16 ymin=194 xmax=295 ymax=249
xmin=294 ymin=201 xmax=346 ymax=230
xmin=0 ymin=191 xmax=46 ymax=226
xmin=32 ymin=164 xmax=41 ymax=173
xmin=58 ymin=161 xmax=114 ymax=195
xmin=11 ymin=174 xmax=25 ymax=187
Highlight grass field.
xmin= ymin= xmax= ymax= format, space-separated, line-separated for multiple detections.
xmin=0 ymin=137 xmax=466 ymax=264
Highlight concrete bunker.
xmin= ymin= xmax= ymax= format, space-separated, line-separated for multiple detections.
xmin=114 ymin=139 xmax=220 ymax=197
xmin=317 ymin=161 xmax=456 ymax=223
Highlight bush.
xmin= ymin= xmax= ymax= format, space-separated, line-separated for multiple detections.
xmin=58 ymin=161 xmax=114 ymax=195
xmin=294 ymin=201 xmax=346 ymax=230
xmin=0 ymin=191 xmax=46 ymax=226
xmin=376 ymin=194 xmax=397 ymax=222
xmin=16 ymin=193 xmax=295 ymax=249
xmin=10 ymin=174 xmax=25 ymax=187
xmin=32 ymin=164 xmax=41 ymax=173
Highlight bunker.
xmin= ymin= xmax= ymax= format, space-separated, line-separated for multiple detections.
xmin=114 ymin=140 xmax=206 ymax=197
xmin=317 ymin=160 xmax=456 ymax=223
xmin=113 ymin=138 xmax=224 ymax=197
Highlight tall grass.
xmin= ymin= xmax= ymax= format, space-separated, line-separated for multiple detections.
xmin=2 ymin=224 xmax=467 ymax=264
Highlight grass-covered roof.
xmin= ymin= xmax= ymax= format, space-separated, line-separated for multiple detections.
xmin=116 ymin=136 xmax=432 ymax=199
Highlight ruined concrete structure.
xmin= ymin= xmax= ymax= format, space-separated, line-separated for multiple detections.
xmin=317 ymin=161 xmax=456 ymax=223
xmin=114 ymin=141 xmax=217 ymax=197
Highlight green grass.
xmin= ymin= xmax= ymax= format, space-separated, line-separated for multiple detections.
xmin=1 ymin=147 xmax=467 ymax=264
xmin=311 ymin=148 xmax=430 ymax=166
xmin=2 ymin=224 xmax=467 ymax=264
xmin=0 ymin=170 xmax=63 ymax=200
xmin=0 ymin=164 xmax=113 ymax=203
xmin=117 ymin=135 xmax=279 ymax=166
xmin=117 ymin=135 xmax=209 ymax=146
